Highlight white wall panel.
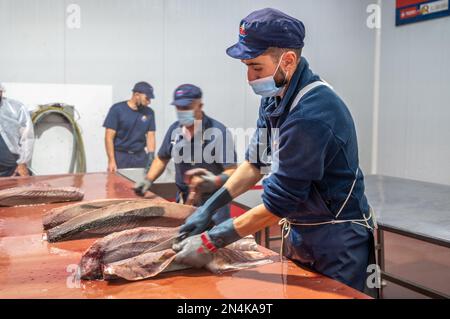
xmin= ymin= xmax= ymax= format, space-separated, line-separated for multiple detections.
xmin=378 ymin=1 xmax=450 ymax=185
xmin=0 ymin=0 xmax=375 ymax=173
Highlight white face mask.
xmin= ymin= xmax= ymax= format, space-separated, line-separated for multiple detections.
xmin=176 ymin=109 xmax=195 ymax=127
xmin=248 ymin=54 xmax=288 ymax=97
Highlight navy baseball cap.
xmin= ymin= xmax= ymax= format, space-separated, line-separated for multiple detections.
xmin=171 ymin=84 xmax=202 ymax=108
xmin=226 ymin=8 xmax=305 ymax=60
xmin=133 ymin=81 xmax=155 ymax=100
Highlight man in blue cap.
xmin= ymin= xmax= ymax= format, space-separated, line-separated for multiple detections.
xmin=173 ymin=8 xmax=377 ymax=295
xmin=134 ymin=84 xmax=237 ymax=224
xmin=103 ymin=81 xmax=156 ymax=172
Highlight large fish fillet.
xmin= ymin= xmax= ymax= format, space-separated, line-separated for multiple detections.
xmin=80 ymin=226 xmax=179 ymax=280
xmin=42 ymin=198 xmax=138 ymax=230
xmin=103 ymin=249 xmax=178 ymax=281
xmin=45 ymin=201 xmax=194 ymax=242
xmin=101 ymin=237 xmax=274 ymax=281
xmin=0 ymin=186 xmax=84 ymax=207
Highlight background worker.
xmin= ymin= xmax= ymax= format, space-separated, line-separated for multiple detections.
xmin=0 ymin=83 xmax=35 ymax=177
xmin=103 ymin=81 xmax=156 ymax=172
xmin=134 ymin=84 xmax=237 ymax=224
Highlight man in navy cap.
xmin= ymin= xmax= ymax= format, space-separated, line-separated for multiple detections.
xmin=134 ymin=84 xmax=237 ymax=224
xmin=103 ymin=81 xmax=156 ymax=172
xmin=173 ymin=8 xmax=377 ymax=295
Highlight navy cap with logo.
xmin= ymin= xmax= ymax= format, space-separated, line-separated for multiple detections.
xmin=171 ymin=84 xmax=203 ymax=108
xmin=133 ymin=81 xmax=155 ymax=100
xmin=226 ymin=8 xmax=305 ymax=60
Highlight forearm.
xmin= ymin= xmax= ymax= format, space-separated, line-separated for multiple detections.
xmin=105 ymin=140 xmax=115 ymax=162
xmin=233 ymin=204 xmax=280 ymax=237
xmin=222 ymin=166 xmax=237 ymax=177
xmin=223 ymin=160 xmax=264 ymax=198
xmin=105 ymin=131 xmax=116 ymax=163
xmin=146 ymin=132 xmax=156 ymax=153
xmin=146 ymin=156 xmax=169 ymax=181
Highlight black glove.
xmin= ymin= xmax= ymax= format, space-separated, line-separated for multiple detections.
xmin=133 ymin=179 xmax=153 ymax=196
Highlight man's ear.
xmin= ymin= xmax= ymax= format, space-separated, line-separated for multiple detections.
xmin=283 ymin=51 xmax=298 ymax=72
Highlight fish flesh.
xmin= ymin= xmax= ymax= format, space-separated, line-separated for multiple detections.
xmin=0 ymin=186 xmax=84 ymax=207
xmin=80 ymin=226 xmax=179 ymax=280
xmin=43 ymin=198 xmax=139 ymax=230
xmin=103 ymin=249 xmax=178 ymax=281
xmin=45 ymin=201 xmax=195 ymax=242
xmin=100 ymin=237 xmax=273 ymax=281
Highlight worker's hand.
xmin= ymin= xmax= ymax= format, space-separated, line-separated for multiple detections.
xmin=134 ymin=179 xmax=153 ymax=196
xmin=145 ymin=152 xmax=155 ymax=174
xmin=173 ymin=233 xmax=215 ymax=268
xmin=108 ymin=161 xmax=117 ymax=173
xmin=179 ymin=205 xmax=214 ymax=237
xmin=184 ymin=168 xmax=223 ymax=194
xmin=15 ymin=164 xmax=29 ymax=177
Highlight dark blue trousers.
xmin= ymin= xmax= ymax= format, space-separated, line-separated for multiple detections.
xmin=114 ymin=150 xmax=147 ymax=169
xmin=0 ymin=134 xmax=19 ymax=177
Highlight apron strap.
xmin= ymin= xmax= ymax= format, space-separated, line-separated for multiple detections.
xmin=289 ymin=79 xmax=333 ymax=113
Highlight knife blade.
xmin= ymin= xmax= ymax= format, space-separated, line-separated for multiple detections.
xmin=142 ymin=232 xmax=187 ymax=254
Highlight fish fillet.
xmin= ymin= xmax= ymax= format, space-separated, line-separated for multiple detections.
xmin=45 ymin=201 xmax=194 ymax=242
xmin=101 ymin=237 xmax=273 ymax=281
xmin=0 ymin=186 xmax=84 ymax=207
xmin=43 ymin=198 xmax=139 ymax=230
xmin=103 ymin=249 xmax=178 ymax=281
xmin=80 ymin=226 xmax=179 ymax=280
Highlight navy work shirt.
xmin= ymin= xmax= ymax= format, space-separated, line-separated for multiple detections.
xmin=103 ymin=101 xmax=156 ymax=153
xmin=158 ymin=113 xmax=237 ymax=195
xmin=246 ymin=57 xmax=369 ymax=221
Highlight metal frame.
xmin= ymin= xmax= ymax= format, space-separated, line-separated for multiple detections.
xmin=376 ymin=226 xmax=449 ymax=299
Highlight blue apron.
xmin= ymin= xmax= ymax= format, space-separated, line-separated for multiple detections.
xmin=272 ymin=81 xmax=377 ymax=293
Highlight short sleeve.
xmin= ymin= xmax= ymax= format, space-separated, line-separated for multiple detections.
xmin=147 ymin=109 xmax=156 ymax=132
xmin=157 ymin=125 xmax=175 ymax=159
xmin=103 ymin=106 xmax=119 ymax=131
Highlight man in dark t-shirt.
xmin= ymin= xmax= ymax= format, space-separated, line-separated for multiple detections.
xmin=103 ymin=82 xmax=156 ymax=171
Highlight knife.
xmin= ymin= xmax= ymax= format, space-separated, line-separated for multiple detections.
xmin=142 ymin=232 xmax=188 ymax=254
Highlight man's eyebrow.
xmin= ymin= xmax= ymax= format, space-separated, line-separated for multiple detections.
xmin=242 ymin=61 xmax=263 ymax=66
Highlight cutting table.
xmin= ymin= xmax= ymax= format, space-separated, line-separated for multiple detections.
xmin=232 ymin=174 xmax=450 ymax=299
xmin=0 ymin=172 xmax=369 ymax=299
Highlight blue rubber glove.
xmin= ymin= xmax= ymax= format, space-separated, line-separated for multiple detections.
xmin=207 ymin=218 xmax=242 ymax=248
xmin=179 ymin=187 xmax=232 ymax=237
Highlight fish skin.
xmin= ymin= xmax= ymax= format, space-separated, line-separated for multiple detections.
xmin=42 ymin=198 xmax=138 ymax=230
xmin=79 ymin=226 xmax=179 ymax=280
xmin=0 ymin=186 xmax=84 ymax=207
xmin=45 ymin=201 xmax=194 ymax=242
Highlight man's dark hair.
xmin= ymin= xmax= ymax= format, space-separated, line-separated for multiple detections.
xmin=264 ymin=47 xmax=302 ymax=63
